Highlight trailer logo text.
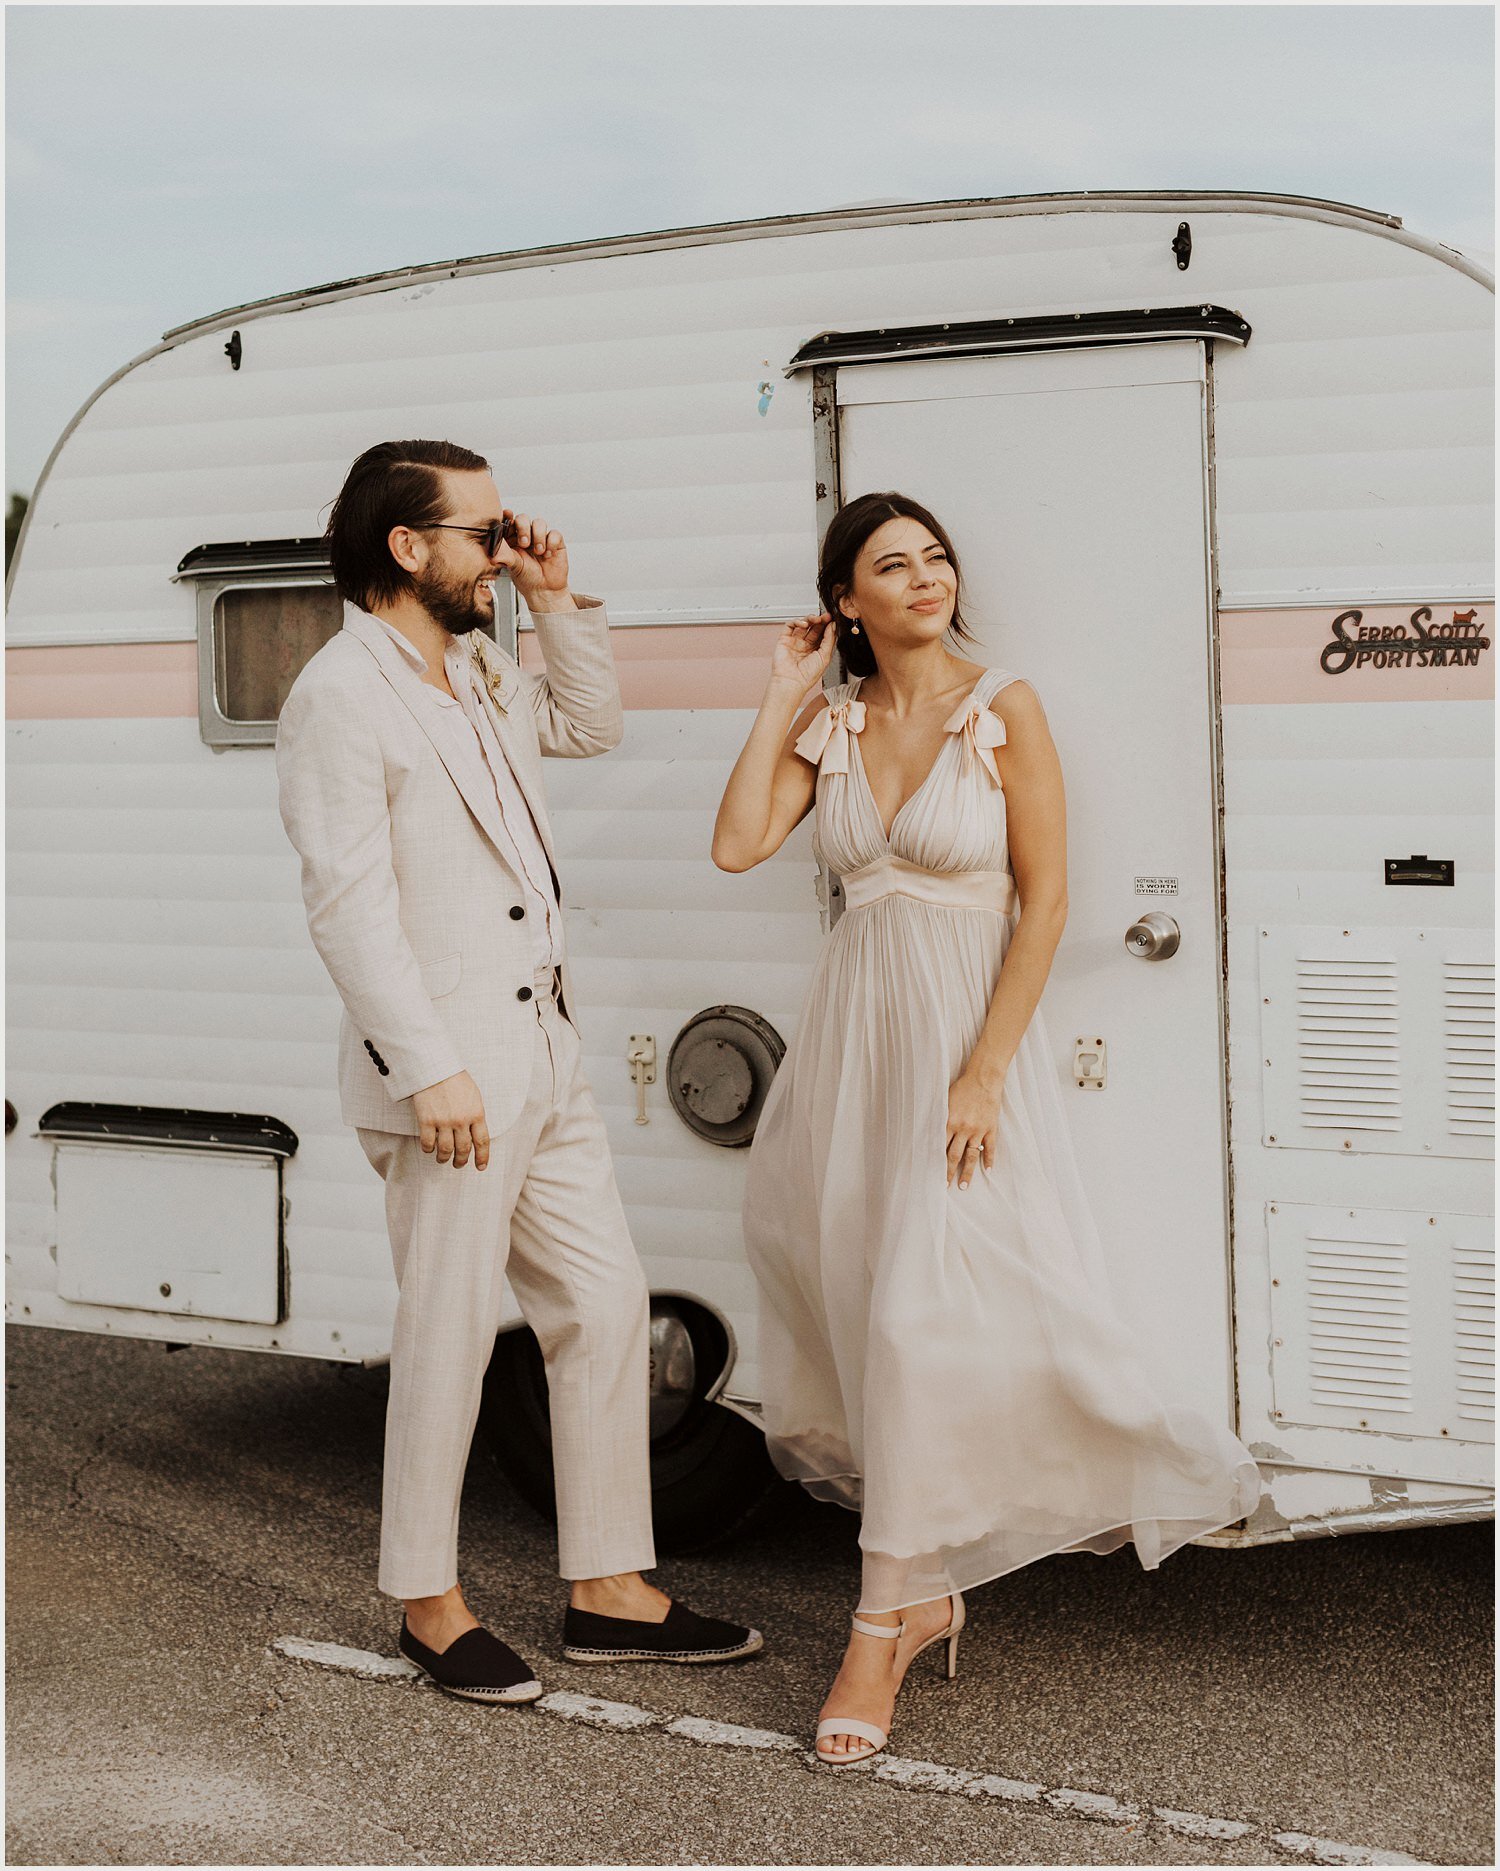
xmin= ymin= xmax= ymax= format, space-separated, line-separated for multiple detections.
xmin=1320 ymin=606 xmax=1490 ymax=675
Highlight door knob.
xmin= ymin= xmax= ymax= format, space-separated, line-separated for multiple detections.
xmin=1125 ymin=911 xmax=1181 ymax=959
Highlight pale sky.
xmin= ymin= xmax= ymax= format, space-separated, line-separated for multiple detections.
xmin=6 ymin=2 xmax=1494 ymax=496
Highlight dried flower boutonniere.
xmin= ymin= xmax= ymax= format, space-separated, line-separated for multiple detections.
xmin=469 ymin=631 xmax=514 ymax=716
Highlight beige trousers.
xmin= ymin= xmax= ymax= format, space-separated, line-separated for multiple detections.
xmin=358 ymin=983 xmax=657 ymax=1599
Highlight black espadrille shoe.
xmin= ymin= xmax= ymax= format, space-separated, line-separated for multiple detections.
xmin=398 ymin=1619 xmax=543 ymax=1704
xmin=561 ymin=1599 xmax=763 ymax=1664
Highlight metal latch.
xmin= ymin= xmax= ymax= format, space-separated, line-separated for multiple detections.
xmin=1385 ymin=854 xmax=1454 ymax=887
xmin=1074 ymin=1038 xmax=1107 ymax=1089
xmin=627 ymin=1034 xmax=657 ymax=1125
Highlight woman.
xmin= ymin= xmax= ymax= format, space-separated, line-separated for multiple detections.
xmin=712 ymin=492 xmax=1262 ymax=1768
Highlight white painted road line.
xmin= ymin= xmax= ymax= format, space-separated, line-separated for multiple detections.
xmin=271 ymin=1636 xmax=419 ymax=1682
xmin=272 ymin=1637 xmax=1435 ymax=1866
xmin=666 ymin=1714 xmax=804 ymax=1752
xmin=537 ymin=1689 xmax=664 ymax=1732
xmin=1273 ymin=1834 xmax=1428 ymax=1867
xmin=1154 ymin=1806 xmax=1255 ymax=1842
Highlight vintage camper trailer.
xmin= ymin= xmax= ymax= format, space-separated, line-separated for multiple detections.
xmin=7 ymin=190 xmax=1494 ymax=1549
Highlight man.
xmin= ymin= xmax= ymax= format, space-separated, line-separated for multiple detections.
xmin=277 ymin=440 xmax=758 ymax=1702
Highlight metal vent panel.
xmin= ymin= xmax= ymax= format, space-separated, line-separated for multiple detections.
xmin=1260 ymin=926 xmax=1493 ymax=1159
xmin=1293 ymin=956 xmax=1402 ymax=1132
xmin=1268 ymin=1202 xmax=1494 ymax=1443
xmin=1453 ymin=1240 xmax=1496 ymax=1425
xmin=1444 ymin=960 xmax=1496 ymax=1144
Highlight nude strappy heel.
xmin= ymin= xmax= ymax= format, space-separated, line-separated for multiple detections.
xmin=814 ymin=1614 xmax=904 ymax=1768
xmin=904 ymin=1589 xmax=966 ymax=1682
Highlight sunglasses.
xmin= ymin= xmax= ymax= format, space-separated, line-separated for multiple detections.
xmin=423 ymin=519 xmax=518 ymax=559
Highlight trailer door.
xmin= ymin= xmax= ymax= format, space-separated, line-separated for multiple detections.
xmin=835 ymin=342 xmax=1232 ymax=1422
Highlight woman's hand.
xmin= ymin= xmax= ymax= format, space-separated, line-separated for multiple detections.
xmin=498 ymin=510 xmax=571 ymax=608
xmin=946 ymin=1068 xmax=1003 ymax=1188
xmin=770 ymin=613 xmax=835 ymax=695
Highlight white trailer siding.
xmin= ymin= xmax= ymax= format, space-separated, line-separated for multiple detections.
xmin=6 ymin=197 xmax=1493 ymax=1491
xmin=9 ymin=202 xmax=1492 ymax=648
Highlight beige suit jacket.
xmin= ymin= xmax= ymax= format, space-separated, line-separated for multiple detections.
xmin=276 ymin=598 xmax=622 ymax=1138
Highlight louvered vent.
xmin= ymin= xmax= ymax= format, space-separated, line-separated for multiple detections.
xmin=1304 ymin=1230 xmax=1412 ymax=1414
xmin=1294 ymin=957 xmax=1401 ymax=1133
xmin=1444 ymin=961 xmax=1495 ymax=1144
xmin=1260 ymin=927 xmax=1493 ymax=1161
xmin=1268 ymin=1204 xmax=1495 ymax=1462
xmin=1454 ymin=1240 xmax=1496 ymax=1425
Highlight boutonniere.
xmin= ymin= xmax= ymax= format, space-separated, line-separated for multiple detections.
xmin=469 ymin=632 xmax=517 ymax=716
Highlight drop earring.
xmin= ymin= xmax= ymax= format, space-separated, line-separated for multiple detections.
xmin=849 ymin=621 xmax=861 ymax=636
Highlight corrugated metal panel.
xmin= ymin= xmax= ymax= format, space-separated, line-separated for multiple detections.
xmin=4 ymin=718 xmax=392 ymax=1356
xmin=8 ymin=203 xmax=1492 ymax=1417
xmin=557 ymin=709 xmax=823 ymax=1388
xmin=4 ymin=707 xmax=821 ymax=1382
xmin=8 ymin=206 xmax=1491 ymax=647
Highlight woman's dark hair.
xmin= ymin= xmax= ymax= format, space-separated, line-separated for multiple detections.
xmin=816 ymin=491 xmax=978 ymax=679
xmin=325 ymin=439 xmax=490 ymax=611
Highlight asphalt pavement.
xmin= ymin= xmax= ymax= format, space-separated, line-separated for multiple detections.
xmin=4 ymin=1326 xmax=1493 ymax=1867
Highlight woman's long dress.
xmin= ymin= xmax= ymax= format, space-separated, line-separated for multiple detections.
xmin=741 ymin=668 xmax=1264 ymax=1612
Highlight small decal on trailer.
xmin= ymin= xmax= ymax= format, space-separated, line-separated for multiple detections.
xmin=1321 ymin=606 xmax=1491 ymax=675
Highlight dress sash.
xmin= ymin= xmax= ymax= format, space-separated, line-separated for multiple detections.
xmin=841 ymin=855 xmax=1017 ymax=914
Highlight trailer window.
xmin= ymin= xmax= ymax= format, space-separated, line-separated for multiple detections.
xmin=212 ymin=584 xmax=343 ymax=724
xmin=179 ymin=536 xmax=515 ymax=745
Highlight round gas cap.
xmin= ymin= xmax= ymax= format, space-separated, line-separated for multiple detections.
xmin=667 ymin=1006 xmax=785 ymax=1147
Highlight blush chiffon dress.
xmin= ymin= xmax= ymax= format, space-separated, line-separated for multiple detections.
xmin=741 ymin=669 xmax=1264 ymax=1613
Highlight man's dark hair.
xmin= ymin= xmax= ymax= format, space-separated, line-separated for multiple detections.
xmin=325 ymin=439 xmax=490 ymax=611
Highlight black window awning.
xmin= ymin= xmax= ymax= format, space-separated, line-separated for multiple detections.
xmin=787 ymin=303 xmax=1251 ymax=373
xmin=39 ymin=1102 xmax=299 ymax=1158
xmin=175 ymin=538 xmax=332 ymax=580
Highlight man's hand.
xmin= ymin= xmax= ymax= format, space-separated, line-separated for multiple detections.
xmin=412 ymin=1070 xmax=491 ymax=1170
xmin=497 ymin=511 xmax=573 ymax=612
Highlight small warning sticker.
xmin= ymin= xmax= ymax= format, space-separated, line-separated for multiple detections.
xmin=1134 ymin=876 xmax=1179 ymax=896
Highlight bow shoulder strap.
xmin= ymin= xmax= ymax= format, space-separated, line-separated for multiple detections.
xmin=942 ymin=681 xmax=1009 ymax=786
xmin=793 ymin=688 xmax=867 ymax=776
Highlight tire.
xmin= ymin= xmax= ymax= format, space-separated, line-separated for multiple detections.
xmin=478 ymin=1303 xmax=785 ymax=1554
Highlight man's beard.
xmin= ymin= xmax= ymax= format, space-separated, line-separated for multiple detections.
xmin=413 ymin=561 xmax=491 ymax=637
